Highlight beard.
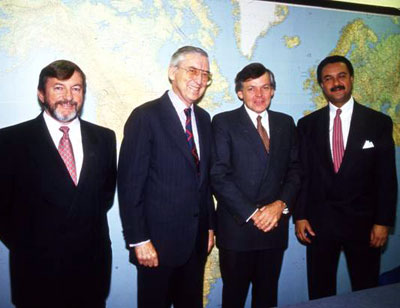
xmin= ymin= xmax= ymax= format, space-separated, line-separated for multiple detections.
xmin=43 ymin=99 xmax=81 ymax=123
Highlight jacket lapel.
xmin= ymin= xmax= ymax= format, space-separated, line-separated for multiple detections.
xmin=317 ymin=106 xmax=334 ymax=174
xmin=77 ymin=121 xmax=97 ymax=190
xmin=267 ymin=111 xmax=281 ymax=171
xmin=159 ymin=92 xmax=198 ymax=171
xmin=194 ymin=105 xmax=209 ymax=184
xmin=29 ymin=115 xmax=77 ymax=207
xmin=337 ymin=102 xmax=367 ymax=175
xmin=237 ymin=106 xmax=269 ymax=166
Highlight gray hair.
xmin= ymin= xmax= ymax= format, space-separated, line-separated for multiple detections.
xmin=169 ymin=46 xmax=209 ymax=67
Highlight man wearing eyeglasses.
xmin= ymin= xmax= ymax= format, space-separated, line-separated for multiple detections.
xmin=118 ymin=46 xmax=215 ymax=308
xmin=211 ymin=63 xmax=301 ymax=308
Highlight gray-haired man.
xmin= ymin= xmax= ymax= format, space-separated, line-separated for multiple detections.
xmin=118 ymin=46 xmax=216 ymax=308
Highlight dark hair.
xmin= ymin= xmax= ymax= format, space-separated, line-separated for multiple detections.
xmin=38 ymin=60 xmax=86 ymax=94
xmin=235 ymin=63 xmax=276 ymax=93
xmin=317 ymin=55 xmax=354 ymax=84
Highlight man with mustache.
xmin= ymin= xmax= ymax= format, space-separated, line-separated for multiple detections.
xmin=295 ymin=55 xmax=397 ymax=299
xmin=211 ymin=63 xmax=301 ymax=307
xmin=0 ymin=60 xmax=117 ymax=308
xmin=118 ymin=46 xmax=215 ymax=308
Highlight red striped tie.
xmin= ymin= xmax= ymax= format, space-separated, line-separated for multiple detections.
xmin=184 ymin=108 xmax=200 ymax=173
xmin=58 ymin=126 xmax=78 ymax=185
xmin=333 ymin=109 xmax=344 ymax=173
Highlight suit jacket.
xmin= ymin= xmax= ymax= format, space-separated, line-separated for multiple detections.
xmin=211 ymin=105 xmax=301 ymax=251
xmin=118 ymin=91 xmax=215 ymax=267
xmin=0 ymin=114 xmax=117 ymax=307
xmin=295 ymin=102 xmax=397 ymax=242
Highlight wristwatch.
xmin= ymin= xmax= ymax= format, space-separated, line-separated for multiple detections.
xmin=282 ymin=201 xmax=289 ymax=215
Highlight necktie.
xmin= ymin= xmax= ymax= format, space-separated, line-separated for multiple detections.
xmin=257 ymin=115 xmax=270 ymax=153
xmin=332 ymin=109 xmax=344 ymax=173
xmin=184 ymin=108 xmax=200 ymax=173
xmin=58 ymin=126 xmax=78 ymax=185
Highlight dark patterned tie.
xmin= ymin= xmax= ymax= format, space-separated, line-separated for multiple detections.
xmin=184 ymin=108 xmax=200 ymax=173
xmin=257 ymin=115 xmax=270 ymax=153
xmin=58 ymin=126 xmax=78 ymax=185
xmin=332 ymin=109 xmax=344 ymax=173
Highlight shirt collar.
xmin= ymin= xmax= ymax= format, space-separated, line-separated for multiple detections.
xmin=243 ymin=104 xmax=268 ymax=124
xmin=329 ymin=96 xmax=354 ymax=115
xmin=168 ymin=89 xmax=193 ymax=114
xmin=43 ymin=110 xmax=80 ymax=132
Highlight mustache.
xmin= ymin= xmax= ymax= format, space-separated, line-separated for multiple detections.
xmin=55 ymin=99 xmax=78 ymax=107
xmin=330 ymin=85 xmax=345 ymax=92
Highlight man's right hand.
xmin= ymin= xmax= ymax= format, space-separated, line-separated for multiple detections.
xmin=295 ymin=219 xmax=315 ymax=244
xmin=135 ymin=241 xmax=159 ymax=267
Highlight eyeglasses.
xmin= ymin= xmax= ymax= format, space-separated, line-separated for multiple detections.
xmin=178 ymin=66 xmax=213 ymax=85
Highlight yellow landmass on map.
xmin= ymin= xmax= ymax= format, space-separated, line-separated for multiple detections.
xmin=283 ymin=35 xmax=301 ymax=48
xmin=203 ymin=247 xmax=221 ymax=307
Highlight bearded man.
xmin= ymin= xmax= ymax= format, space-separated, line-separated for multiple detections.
xmin=0 ymin=60 xmax=117 ymax=308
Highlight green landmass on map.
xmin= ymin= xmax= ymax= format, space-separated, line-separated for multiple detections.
xmin=304 ymin=19 xmax=400 ymax=145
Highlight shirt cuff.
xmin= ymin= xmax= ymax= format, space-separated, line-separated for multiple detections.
xmin=128 ymin=239 xmax=150 ymax=248
xmin=246 ymin=208 xmax=259 ymax=222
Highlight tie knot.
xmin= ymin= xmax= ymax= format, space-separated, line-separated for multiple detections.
xmin=184 ymin=108 xmax=191 ymax=118
xmin=336 ymin=109 xmax=342 ymax=116
xmin=257 ymin=115 xmax=262 ymax=123
xmin=59 ymin=126 xmax=70 ymax=135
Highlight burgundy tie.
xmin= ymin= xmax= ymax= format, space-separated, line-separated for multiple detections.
xmin=184 ymin=108 xmax=200 ymax=173
xmin=58 ymin=126 xmax=78 ymax=185
xmin=332 ymin=109 xmax=344 ymax=173
xmin=257 ymin=115 xmax=270 ymax=153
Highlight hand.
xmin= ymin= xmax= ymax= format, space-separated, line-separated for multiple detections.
xmin=370 ymin=224 xmax=389 ymax=248
xmin=208 ymin=230 xmax=215 ymax=253
xmin=295 ymin=219 xmax=315 ymax=244
xmin=135 ymin=241 xmax=159 ymax=267
xmin=252 ymin=200 xmax=285 ymax=232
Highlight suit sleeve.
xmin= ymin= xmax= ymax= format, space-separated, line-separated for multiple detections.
xmin=277 ymin=117 xmax=302 ymax=213
xmin=118 ymin=108 xmax=152 ymax=246
xmin=102 ymin=130 xmax=117 ymax=211
xmin=208 ymin=142 xmax=217 ymax=230
xmin=0 ymin=130 xmax=14 ymax=248
xmin=374 ymin=115 xmax=397 ymax=226
xmin=210 ymin=116 xmax=256 ymax=225
xmin=293 ymin=118 xmax=309 ymax=221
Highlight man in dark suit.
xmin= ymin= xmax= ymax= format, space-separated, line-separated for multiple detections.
xmin=211 ymin=63 xmax=301 ymax=308
xmin=118 ymin=46 xmax=215 ymax=308
xmin=295 ymin=55 xmax=397 ymax=299
xmin=0 ymin=60 xmax=117 ymax=308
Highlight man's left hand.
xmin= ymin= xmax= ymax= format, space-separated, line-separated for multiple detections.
xmin=370 ymin=224 xmax=389 ymax=248
xmin=252 ymin=200 xmax=285 ymax=232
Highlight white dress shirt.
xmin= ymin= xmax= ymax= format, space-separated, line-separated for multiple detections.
xmin=43 ymin=111 xmax=84 ymax=183
xmin=168 ymin=89 xmax=201 ymax=159
xmin=329 ymin=97 xmax=354 ymax=159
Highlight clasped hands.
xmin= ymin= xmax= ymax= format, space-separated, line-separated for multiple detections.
xmin=251 ymin=200 xmax=285 ymax=232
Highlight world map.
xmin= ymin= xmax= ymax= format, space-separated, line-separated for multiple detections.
xmin=0 ymin=1 xmax=399 ymax=307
